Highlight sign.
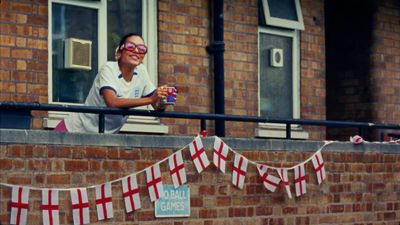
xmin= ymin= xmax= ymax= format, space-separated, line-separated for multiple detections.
xmin=155 ymin=185 xmax=190 ymax=217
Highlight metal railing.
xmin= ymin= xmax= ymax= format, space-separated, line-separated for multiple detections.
xmin=1 ymin=102 xmax=400 ymax=139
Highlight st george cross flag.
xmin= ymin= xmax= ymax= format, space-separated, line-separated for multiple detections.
xmin=70 ymin=188 xmax=90 ymax=225
xmin=10 ymin=186 xmax=29 ymax=225
xmin=169 ymin=151 xmax=187 ymax=188
xmin=95 ymin=183 xmax=114 ymax=221
xmin=213 ymin=137 xmax=230 ymax=173
xmin=294 ymin=164 xmax=307 ymax=197
xmin=121 ymin=174 xmax=141 ymax=213
xmin=189 ymin=136 xmax=210 ymax=173
xmin=41 ymin=189 xmax=60 ymax=225
xmin=146 ymin=164 xmax=164 ymax=202
xmin=232 ymin=153 xmax=248 ymax=189
xmin=258 ymin=165 xmax=281 ymax=192
xmin=276 ymin=168 xmax=292 ymax=199
xmin=311 ymin=151 xmax=326 ymax=184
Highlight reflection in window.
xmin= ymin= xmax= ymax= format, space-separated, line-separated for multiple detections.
xmin=107 ymin=0 xmax=142 ymax=61
xmin=52 ymin=3 xmax=98 ymax=103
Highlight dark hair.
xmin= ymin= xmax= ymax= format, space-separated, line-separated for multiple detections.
xmin=117 ymin=33 xmax=144 ymax=51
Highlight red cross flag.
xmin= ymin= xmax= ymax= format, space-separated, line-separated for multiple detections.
xmin=10 ymin=186 xmax=29 ymax=225
xmin=121 ymin=174 xmax=141 ymax=213
xmin=232 ymin=153 xmax=248 ymax=189
xmin=169 ymin=151 xmax=187 ymax=188
xmin=213 ymin=137 xmax=230 ymax=173
xmin=95 ymin=183 xmax=113 ymax=221
xmin=146 ymin=164 xmax=164 ymax=202
xmin=41 ymin=189 xmax=60 ymax=225
xmin=276 ymin=168 xmax=292 ymax=199
xmin=311 ymin=151 xmax=326 ymax=184
xmin=189 ymin=136 xmax=210 ymax=173
xmin=294 ymin=164 xmax=307 ymax=197
xmin=258 ymin=165 xmax=281 ymax=192
xmin=70 ymin=188 xmax=90 ymax=225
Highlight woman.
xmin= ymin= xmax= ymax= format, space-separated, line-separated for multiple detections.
xmin=55 ymin=33 xmax=170 ymax=133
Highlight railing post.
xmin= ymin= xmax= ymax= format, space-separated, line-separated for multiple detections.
xmin=200 ymin=119 xmax=207 ymax=137
xmin=99 ymin=113 xmax=105 ymax=133
xmin=286 ymin=123 xmax=291 ymax=139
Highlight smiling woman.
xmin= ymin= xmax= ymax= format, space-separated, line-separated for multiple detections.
xmin=54 ymin=33 xmax=174 ymax=134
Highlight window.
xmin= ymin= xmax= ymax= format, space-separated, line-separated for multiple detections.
xmin=256 ymin=0 xmax=308 ymax=139
xmin=47 ymin=0 xmax=166 ymax=133
xmin=259 ymin=0 xmax=304 ymax=30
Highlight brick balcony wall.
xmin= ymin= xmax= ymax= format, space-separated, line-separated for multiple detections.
xmin=0 ymin=130 xmax=399 ymax=224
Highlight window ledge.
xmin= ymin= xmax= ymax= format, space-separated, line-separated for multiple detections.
xmin=255 ymin=124 xmax=309 ymax=139
xmin=44 ymin=112 xmax=169 ymax=134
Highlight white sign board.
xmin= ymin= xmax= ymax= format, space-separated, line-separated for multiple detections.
xmin=155 ymin=185 xmax=190 ymax=217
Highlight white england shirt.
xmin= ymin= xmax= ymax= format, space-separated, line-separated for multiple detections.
xmin=64 ymin=62 xmax=155 ymax=133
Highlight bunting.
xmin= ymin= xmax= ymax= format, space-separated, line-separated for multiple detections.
xmin=10 ymin=186 xmax=29 ymax=225
xmin=258 ymin=165 xmax=281 ymax=192
xmin=169 ymin=151 xmax=187 ymax=188
xmin=312 ymin=151 xmax=326 ymax=184
xmin=146 ymin=164 xmax=164 ymax=202
xmin=71 ymin=188 xmax=90 ymax=225
xmin=0 ymin=136 xmax=332 ymax=224
xmin=95 ymin=183 xmax=113 ymax=221
xmin=232 ymin=153 xmax=248 ymax=189
xmin=213 ymin=137 xmax=230 ymax=173
xmin=41 ymin=189 xmax=60 ymax=225
xmin=121 ymin=174 xmax=141 ymax=213
xmin=189 ymin=135 xmax=210 ymax=173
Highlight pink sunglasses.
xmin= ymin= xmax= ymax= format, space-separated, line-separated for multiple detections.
xmin=122 ymin=41 xmax=148 ymax=54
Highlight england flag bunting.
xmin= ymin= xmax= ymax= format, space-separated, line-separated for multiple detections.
xmin=294 ymin=164 xmax=307 ymax=197
xmin=146 ymin=164 xmax=164 ymax=202
xmin=10 ymin=186 xmax=29 ymax=225
xmin=95 ymin=183 xmax=114 ymax=221
xmin=41 ymin=189 xmax=60 ymax=225
xmin=257 ymin=165 xmax=281 ymax=192
xmin=213 ymin=137 xmax=230 ymax=173
xmin=121 ymin=174 xmax=141 ymax=213
xmin=70 ymin=188 xmax=90 ymax=225
xmin=311 ymin=151 xmax=326 ymax=184
xmin=276 ymin=168 xmax=292 ymax=199
xmin=189 ymin=136 xmax=210 ymax=173
xmin=232 ymin=153 xmax=248 ymax=189
xmin=169 ymin=151 xmax=187 ymax=188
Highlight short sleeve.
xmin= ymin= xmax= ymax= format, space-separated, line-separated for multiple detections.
xmin=98 ymin=62 xmax=119 ymax=95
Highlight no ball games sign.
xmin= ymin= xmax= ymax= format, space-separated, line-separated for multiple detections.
xmin=155 ymin=185 xmax=190 ymax=217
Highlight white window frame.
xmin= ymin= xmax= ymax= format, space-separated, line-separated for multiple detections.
xmin=256 ymin=26 xmax=308 ymax=139
xmin=261 ymin=0 xmax=305 ymax=30
xmin=46 ymin=0 xmax=168 ymax=133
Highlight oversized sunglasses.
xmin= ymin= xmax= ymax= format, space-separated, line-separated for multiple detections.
xmin=123 ymin=41 xmax=148 ymax=54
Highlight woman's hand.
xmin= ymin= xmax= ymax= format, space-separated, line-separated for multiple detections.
xmin=151 ymin=85 xmax=168 ymax=104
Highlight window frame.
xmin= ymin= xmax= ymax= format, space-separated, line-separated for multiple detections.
xmin=46 ymin=0 xmax=167 ymax=133
xmin=261 ymin=0 xmax=305 ymax=30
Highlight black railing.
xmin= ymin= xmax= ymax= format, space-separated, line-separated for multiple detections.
xmin=1 ymin=102 xmax=400 ymax=139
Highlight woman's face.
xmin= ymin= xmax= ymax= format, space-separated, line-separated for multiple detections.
xmin=119 ymin=35 xmax=146 ymax=68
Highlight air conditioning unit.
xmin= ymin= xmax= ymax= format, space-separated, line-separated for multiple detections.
xmin=270 ymin=48 xmax=283 ymax=68
xmin=64 ymin=38 xmax=92 ymax=70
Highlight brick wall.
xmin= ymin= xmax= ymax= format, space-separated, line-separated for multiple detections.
xmin=0 ymin=131 xmax=399 ymax=224
xmin=300 ymin=0 xmax=326 ymax=140
xmin=370 ymin=0 xmax=400 ymax=138
xmin=0 ymin=0 xmax=48 ymax=129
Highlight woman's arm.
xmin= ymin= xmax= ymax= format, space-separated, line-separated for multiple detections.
xmin=102 ymin=86 xmax=167 ymax=109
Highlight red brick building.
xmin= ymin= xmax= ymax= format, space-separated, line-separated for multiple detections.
xmin=1 ymin=1 xmax=400 ymax=224
xmin=1 ymin=0 xmax=399 ymax=140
